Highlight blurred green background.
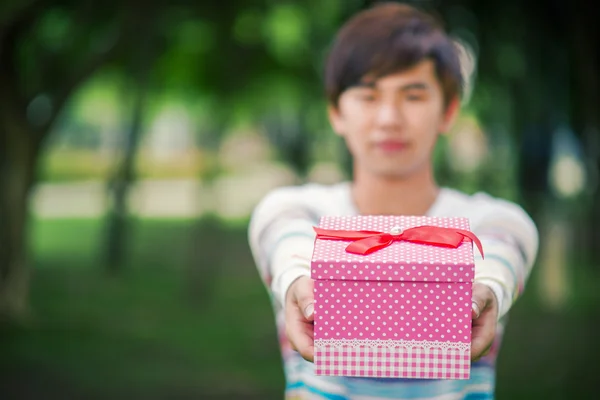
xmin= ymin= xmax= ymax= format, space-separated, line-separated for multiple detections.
xmin=0 ymin=0 xmax=598 ymax=399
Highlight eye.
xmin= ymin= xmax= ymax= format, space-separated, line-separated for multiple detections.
xmin=356 ymin=89 xmax=377 ymax=103
xmin=405 ymin=92 xmax=427 ymax=101
xmin=357 ymin=92 xmax=377 ymax=102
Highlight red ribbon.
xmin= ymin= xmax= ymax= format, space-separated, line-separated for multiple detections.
xmin=313 ymin=225 xmax=484 ymax=258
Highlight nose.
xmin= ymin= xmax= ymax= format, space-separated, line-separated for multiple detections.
xmin=374 ymin=98 xmax=403 ymax=127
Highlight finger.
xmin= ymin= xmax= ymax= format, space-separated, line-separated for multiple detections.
xmin=292 ymin=277 xmax=315 ymax=321
xmin=482 ymin=343 xmax=492 ymax=357
xmin=472 ymin=341 xmax=493 ymax=362
xmin=471 ymin=308 xmax=496 ymax=360
xmin=285 ymin=277 xmax=316 ymax=362
xmin=471 ymin=301 xmax=481 ymax=319
xmin=285 ymin=299 xmax=315 ymax=362
xmin=471 ymin=284 xmax=491 ymax=320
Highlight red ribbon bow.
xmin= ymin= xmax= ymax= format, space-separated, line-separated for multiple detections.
xmin=313 ymin=225 xmax=484 ymax=258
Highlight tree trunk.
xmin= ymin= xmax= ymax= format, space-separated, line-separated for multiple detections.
xmin=0 ymin=0 xmax=149 ymax=316
xmin=104 ymin=69 xmax=149 ymax=273
xmin=103 ymin=14 xmax=155 ymax=273
xmin=0 ymin=114 xmax=40 ymax=322
xmin=569 ymin=1 xmax=600 ymax=267
xmin=0 ymin=13 xmax=43 ymax=321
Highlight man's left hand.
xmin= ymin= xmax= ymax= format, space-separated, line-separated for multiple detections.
xmin=471 ymin=283 xmax=498 ymax=361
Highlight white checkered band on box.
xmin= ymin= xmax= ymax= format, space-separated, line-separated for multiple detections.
xmin=314 ymin=339 xmax=471 ymax=380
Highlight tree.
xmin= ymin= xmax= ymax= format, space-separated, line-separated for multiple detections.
xmin=103 ymin=11 xmax=160 ymax=273
xmin=0 ymin=0 xmax=159 ymax=320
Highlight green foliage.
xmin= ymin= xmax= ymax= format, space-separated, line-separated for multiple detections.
xmin=35 ymin=8 xmax=72 ymax=52
xmin=496 ymin=42 xmax=527 ymax=80
xmin=5 ymin=0 xmax=369 ymax=186
xmin=233 ymin=8 xmax=263 ymax=45
xmin=154 ymin=18 xmax=216 ymax=91
xmin=262 ymin=4 xmax=310 ymax=66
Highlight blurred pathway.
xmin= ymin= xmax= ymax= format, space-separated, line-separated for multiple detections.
xmin=30 ymin=165 xmax=298 ymax=220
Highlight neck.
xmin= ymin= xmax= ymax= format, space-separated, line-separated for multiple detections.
xmin=351 ymin=164 xmax=440 ymax=216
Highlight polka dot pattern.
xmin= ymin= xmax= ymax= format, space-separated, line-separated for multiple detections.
xmin=313 ymin=281 xmax=471 ymax=343
xmin=312 ymin=216 xmax=474 ymax=345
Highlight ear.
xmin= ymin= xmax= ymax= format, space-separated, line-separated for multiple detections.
xmin=328 ymin=104 xmax=345 ymax=137
xmin=439 ymin=96 xmax=460 ymax=134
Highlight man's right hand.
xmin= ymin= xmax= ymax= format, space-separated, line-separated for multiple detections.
xmin=285 ymin=276 xmax=315 ymax=362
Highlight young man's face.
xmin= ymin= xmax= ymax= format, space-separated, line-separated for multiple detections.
xmin=329 ymin=60 xmax=458 ymax=180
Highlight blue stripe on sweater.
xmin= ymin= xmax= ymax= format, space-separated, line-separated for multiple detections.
xmin=286 ymin=381 xmax=347 ymax=399
xmin=464 ymin=393 xmax=494 ymax=400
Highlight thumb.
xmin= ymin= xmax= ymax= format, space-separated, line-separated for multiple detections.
xmin=471 ymin=299 xmax=482 ymax=319
xmin=471 ymin=284 xmax=491 ymax=319
xmin=292 ymin=277 xmax=315 ymax=321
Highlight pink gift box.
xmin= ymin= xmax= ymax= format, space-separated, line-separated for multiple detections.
xmin=311 ymin=215 xmax=477 ymax=380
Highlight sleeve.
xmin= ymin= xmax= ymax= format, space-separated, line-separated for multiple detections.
xmin=469 ymin=194 xmax=539 ymax=319
xmin=248 ymin=187 xmax=320 ymax=309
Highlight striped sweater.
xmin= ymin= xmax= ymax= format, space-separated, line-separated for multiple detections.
xmin=248 ymin=182 xmax=538 ymax=399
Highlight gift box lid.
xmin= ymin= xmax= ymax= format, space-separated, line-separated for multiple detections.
xmin=310 ymin=215 xmax=476 ymax=283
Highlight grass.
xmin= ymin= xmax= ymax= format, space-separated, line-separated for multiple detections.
xmin=1 ymin=216 xmax=284 ymax=399
xmin=1 ymin=216 xmax=598 ymax=399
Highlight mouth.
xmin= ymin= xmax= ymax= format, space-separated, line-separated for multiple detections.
xmin=373 ymin=139 xmax=410 ymax=153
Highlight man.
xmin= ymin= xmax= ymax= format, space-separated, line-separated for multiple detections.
xmin=249 ymin=3 xmax=538 ymax=399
